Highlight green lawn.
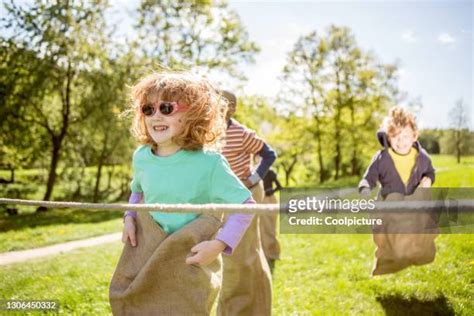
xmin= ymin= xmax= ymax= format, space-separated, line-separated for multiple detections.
xmin=0 ymin=243 xmax=122 ymax=315
xmin=273 ymin=234 xmax=473 ymax=315
xmin=0 ymin=209 xmax=122 ymax=252
xmin=435 ymin=168 xmax=473 ymax=188
xmin=431 ymin=155 xmax=474 ymax=188
xmin=0 ymin=234 xmax=471 ymax=315
xmin=0 ymin=154 xmax=472 ymax=314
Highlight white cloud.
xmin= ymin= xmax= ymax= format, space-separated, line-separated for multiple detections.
xmin=285 ymin=22 xmax=313 ymax=36
xmin=397 ymin=68 xmax=408 ymax=77
xmin=243 ymin=54 xmax=286 ymax=97
xmin=243 ymin=24 xmax=312 ymax=97
xmin=401 ymin=30 xmax=417 ymax=43
xmin=437 ymin=32 xmax=456 ymax=44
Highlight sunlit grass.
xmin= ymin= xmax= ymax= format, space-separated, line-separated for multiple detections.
xmin=0 ymin=209 xmax=122 ymax=252
xmin=0 ymin=235 xmax=472 ymax=314
xmin=431 ymin=155 xmax=474 ymax=188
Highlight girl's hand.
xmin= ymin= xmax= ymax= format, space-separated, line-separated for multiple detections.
xmin=420 ymin=176 xmax=432 ymax=188
xmin=122 ymin=216 xmax=137 ymax=247
xmin=185 ymin=240 xmax=227 ymax=266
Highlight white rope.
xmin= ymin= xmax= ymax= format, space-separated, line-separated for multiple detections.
xmin=0 ymin=198 xmax=280 ymax=215
xmin=0 ymin=198 xmax=472 ymax=214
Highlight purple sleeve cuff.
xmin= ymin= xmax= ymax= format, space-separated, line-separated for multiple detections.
xmin=124 ymin=192 xmax=143 ymax=219
xmin=216 ymin=198 xmax=255 ymax=255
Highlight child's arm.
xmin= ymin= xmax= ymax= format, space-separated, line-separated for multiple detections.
xmin=246 ymin=143 xmax=277 ymax=187
xmin=359 ymin=151 xmax=381 ymax=194
xmin=185 ymin=198 xmax=255 ymax=266
xmin=420 ymin=157 xmax=435 ymax=188
xmin=215 ymin=200 xmax=255 ymax=255
xmin=240 ymin=126 xmax=276 ymax=187
xmin=122 ymin=192 xmax=142 ymax=247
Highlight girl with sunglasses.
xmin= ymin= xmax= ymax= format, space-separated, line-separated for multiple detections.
xmin=109 ymin=71 xmax=255 ymax=315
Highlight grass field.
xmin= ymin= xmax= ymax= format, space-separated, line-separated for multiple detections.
xmin=0 ymin=154 xmax=473 ymax=314
xmin=0 ymin=209 xmax=122 ymax=252
xmin=431 ymin=155 xmax=474 ymax=188
xmin=0 ymin=233 xmax=472 ymax=314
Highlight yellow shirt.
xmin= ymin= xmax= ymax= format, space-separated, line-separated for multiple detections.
xmin=388 ymin=147 xmax=418 ymax=184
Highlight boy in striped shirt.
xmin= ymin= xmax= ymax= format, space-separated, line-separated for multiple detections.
xmin=217 ymin=90 xmax=276 ymax=316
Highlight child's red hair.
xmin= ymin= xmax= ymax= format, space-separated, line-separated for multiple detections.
xmin=129 ymin=71 xmax=227 ymax=151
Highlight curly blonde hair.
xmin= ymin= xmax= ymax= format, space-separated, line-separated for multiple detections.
xmin=129 ymin=71 xmax=228 ymax=151
xmin=382 ymin=106 xmax=418 ymax=137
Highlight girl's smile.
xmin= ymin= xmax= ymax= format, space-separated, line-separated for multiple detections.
xmin=146 ymin=116 xmax=183 ymax=146
xmin=152 ymin=124 xmax=169 ymax=132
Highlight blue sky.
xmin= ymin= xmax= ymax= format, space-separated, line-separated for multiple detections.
xmin=227 ymin=0 xmax=473 ymax=129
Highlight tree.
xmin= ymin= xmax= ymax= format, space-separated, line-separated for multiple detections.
xmin=0 ymin=40 xmax=51 ymax=175
xmin=325 ymin=26 xmax=399 ymax=179
xmin=1 ymin=0 xmax=111 ymax=210
xmin=279 ymin=25 xmax=400 ymax=183
xmin=279 ymin=30 xmax=330 ymax=183
xmin=418 ymin=130 xmax=441 ymax=154
xmin=232 ymin=95 xmax=310 ymax=186
xmin=448 ymin=99 xmax=471 ymax=163
xmin=274 ymin=114 xmax=316 ymax=186
xmin=66 ymin=56 xmax=135 ymax=202
xmin=134 ymin=0 xmax=259 ymax=79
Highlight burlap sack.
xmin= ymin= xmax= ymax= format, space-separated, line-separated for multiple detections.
xmin=110 ymin=211 xmax=223 ymax=315
xmin=260 ymin=194 xmax=281 ymax=261
xmin=372 ymin=189 xmax=439 ymax=276
xmin=217 ymin=182 xmax=272 ymax=316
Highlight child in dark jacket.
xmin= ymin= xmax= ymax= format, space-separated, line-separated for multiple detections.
xmin=359 ymin=106 xmax=435 ymax=197
xmin=359 ymin=106 xmax=438 ymax=276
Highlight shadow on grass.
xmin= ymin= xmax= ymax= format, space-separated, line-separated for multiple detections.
xmin=376 ymin=294 xmax=455 ymax=316
xmin=0 ymin=208 xmax=122 ymax=233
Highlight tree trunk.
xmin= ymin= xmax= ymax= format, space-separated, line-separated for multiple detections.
xmin=351 ymin=148 xmax=360 ymax=176
xmin=349 ymin=99 xmax=360 ymax=176
xmin=334 ymin=109 xmax=342 ymax=180
xmin=283 ymin=164 xmax=291 ymax=187
xmin=38 ymin=138 xmax=61 ymax=212
xmin=37 ymin=61 xmax=73 ymax=212
xmin=106 ymin=165 xmax=115 ymax=191
xmin=317 ymin=136 xmax=326 ymax=183
xmin=282 ymin=156 xmax=298 ymax=186
xmin=456 ymin=143 xmax=461 ymax=164
xmin=314 ymin=118 xmax=326 ymax=183
xmin=334 ymin=70 xmax=343 ymax=180
xmin=93 ymin=132 xmax=109 ymax=202
xmin=456 ymin=130 xmax=461 ymax=164
xmin=93 ymin=163 xmax=103 ymax=202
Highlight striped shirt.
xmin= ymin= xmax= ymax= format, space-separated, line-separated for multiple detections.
xmin=222 ymin=119 xmax=265 ymax=180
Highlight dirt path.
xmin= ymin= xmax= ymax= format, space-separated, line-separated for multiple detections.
xmin=0 ymin=232 xmax=122 ymax=266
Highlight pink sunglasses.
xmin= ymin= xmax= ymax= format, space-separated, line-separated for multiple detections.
xmin=141 ymin=101 xmax=189 ymax=116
